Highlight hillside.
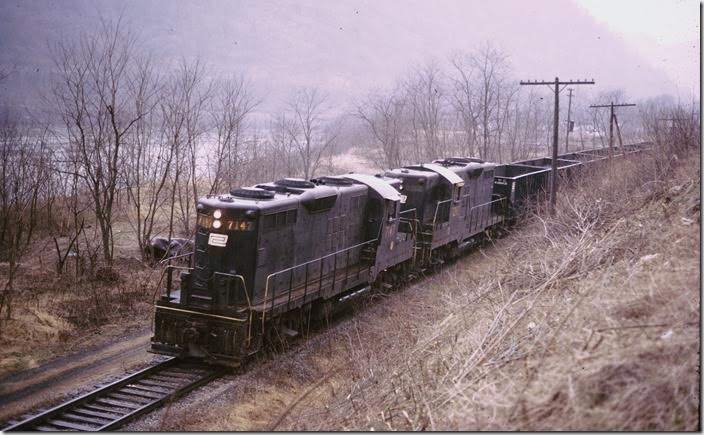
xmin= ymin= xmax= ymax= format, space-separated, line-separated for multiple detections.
xmin=0 ymin=0 xmax=678 ymax=113
xmin=128 ymin=148 xmax=700 ymax=431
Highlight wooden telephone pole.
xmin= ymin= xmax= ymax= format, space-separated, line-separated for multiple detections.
xmin=565 ymin=88 xmax=574 ymax=153
xmin=589 ymin=102 xmax=636 ymax=159
xmin=520 ymin=77 xmax=595 ymax=215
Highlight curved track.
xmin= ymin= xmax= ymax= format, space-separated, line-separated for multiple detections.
xmin=3 ymin=358 xmax=226 ymax=432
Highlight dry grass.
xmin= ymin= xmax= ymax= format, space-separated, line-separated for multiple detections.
xmin=169 ymin=148 xmax=699 ymax=431
xmin=0 ymin=257 xmax=159 ymax=376
xmin=319 ymin=150 xmax=700 ymax=431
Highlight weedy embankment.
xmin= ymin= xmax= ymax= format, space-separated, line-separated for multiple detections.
xmin=303 ymin=149 xmax=700 ymax=431
xmin=179 ymin=148 xmax=699 ymax=432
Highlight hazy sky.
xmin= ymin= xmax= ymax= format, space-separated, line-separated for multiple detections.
xmin=0 ymin=0 xmax=699 ymax=113
xmin=577 ymin=0 xmax=699 ymax=98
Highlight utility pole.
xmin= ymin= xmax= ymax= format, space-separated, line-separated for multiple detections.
xmin=589 ymin=102 xmax=636 ymax=159
xmin=520 ymin=77 xmax=595 ymax=215
xmin=565 ymin=88 xmax=574 ymax=153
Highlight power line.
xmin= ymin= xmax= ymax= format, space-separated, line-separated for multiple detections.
xmin=520 ymin=77 xmax=595 ymax=215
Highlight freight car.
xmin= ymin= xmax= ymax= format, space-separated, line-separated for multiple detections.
xmin=149 ymin=144 xmax=649 ymax=367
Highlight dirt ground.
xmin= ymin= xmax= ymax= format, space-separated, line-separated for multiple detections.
xmin=0 ymin=234 xmax=159 ymax=426
xmin=0 ymin=325 xmax=161 ymax=426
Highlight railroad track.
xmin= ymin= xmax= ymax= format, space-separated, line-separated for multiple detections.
xmin=3 ymin=358 xmax=227 ymax=432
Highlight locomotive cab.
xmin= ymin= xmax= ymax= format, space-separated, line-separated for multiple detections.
xmin=385 ymin=158 xmax=497 ymax=253
xmin=181 ymin=192 xmax=265 ymax=311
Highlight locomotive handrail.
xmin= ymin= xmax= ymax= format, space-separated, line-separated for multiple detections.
xmin=213 ymin=271 xmax=255 ymax=346
xmin=399 ymin=207 xmax=417 ymax=218
xmin=158 ymin=265 xmax=249 ymax=312
xmin=260 ymin=238 xmax=379 ymax=325
xmin=399 ymin=208 xmax=419 ymax=233
xmin=422 ymin=196 xmax=507 ymax=249
xmin=467 ymin=196 xmax=508 ymax=230
xmin=262 ymin=239 xmax=378 ymax=290
xmin=468 ymin=196 xmax=506 ymax=212
xmin=398 ymin=208 xmax=420 ymax=230
xmin=431 ymin=198 xmax=453 ymax=228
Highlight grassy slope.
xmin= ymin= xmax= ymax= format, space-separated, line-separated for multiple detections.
xmin=169 ymin=149 xmax=699 ymax=431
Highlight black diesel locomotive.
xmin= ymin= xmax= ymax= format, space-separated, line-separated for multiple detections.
xmin=150 ymin=144 xmax=648 ymax=367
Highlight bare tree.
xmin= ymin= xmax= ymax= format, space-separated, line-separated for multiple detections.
xmin=505 ymin=88 xmax=523 ymax=161
xmin=403 ymin=62 xmax=447 ymax=162
xmin=207 ymin=74 xmax=259 ymax=193
xmin=183 ymin=61 xmax=212 ymax=234
xmin=449 ymin=52 xmax=480 ymax=157
xmin=493 ymin=81 xmax=519 ymax=161
xmin=268 ymin=112 xmax=300 ymax=178
xmin=470 ymin=43 xmax=510 ymax=159
xmin=120 ymin=57 xmax=168 ymax=260
xmin=160 ymin=59 xmax=212 ymax=238
xmin=447 ymin=44 xmax=514 ymax=160
xmin=0 ymin=66 xmax=9 ymax=88
xmin=356 ymin=87 xmax=407 ymax=168
xmin=50 ymin=17 xmax=150 ymax=264
xmin=237 ymin=127 xmax=276 ymax=184
xmin=285 ymin=88 xmax=340 ymax=179
xmin=0 ymin=115 xmax=50 ymax=326
xmin=639 ymin=97 xmax=700 ymax=177
xmin=48 ymin=131 xmax=93 ymax=276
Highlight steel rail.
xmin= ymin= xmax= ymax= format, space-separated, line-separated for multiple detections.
xmin=3 ymin=358 xmax=227 ymax=432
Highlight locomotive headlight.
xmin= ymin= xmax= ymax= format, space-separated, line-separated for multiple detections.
xmin=213 ymin=209 xmax=222 ymax=219
xmin=212 ymin=219 xmax=222 ymax=229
